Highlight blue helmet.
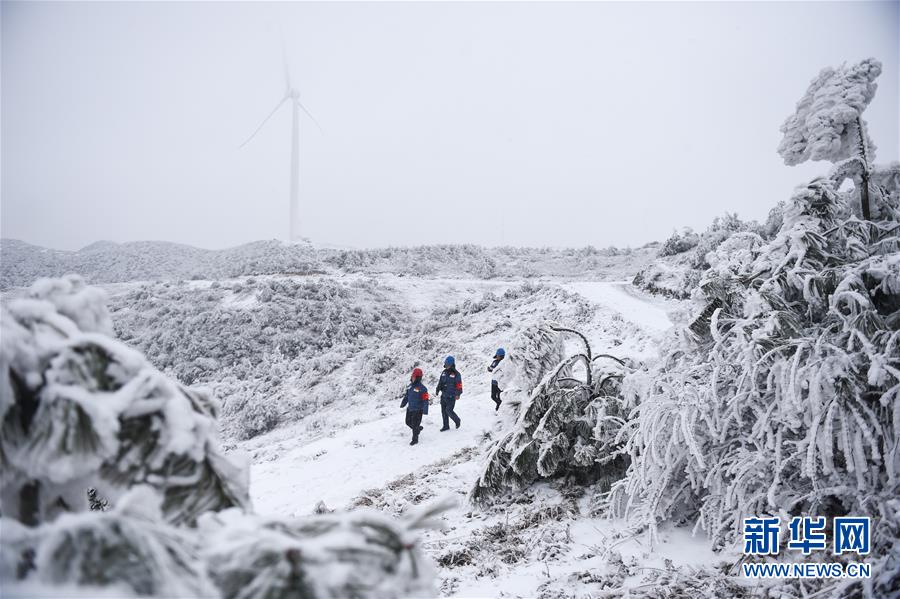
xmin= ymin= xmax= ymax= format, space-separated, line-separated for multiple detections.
xmin=495 ymin=348 xmax=506 ymax=358
xmin=444 ymin=355 xmax=455 ymax=368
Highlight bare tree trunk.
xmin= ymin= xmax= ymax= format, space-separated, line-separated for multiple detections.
xmin=857 ymin=117 xmax=871 ymax=220
xmin=10 ymin=368 xmax=42 ymax=527
xmin=19 ymin=482 xmax=40 ymax=526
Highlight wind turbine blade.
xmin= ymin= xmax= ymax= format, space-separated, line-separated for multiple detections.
xmin=280 ymin=35 xmax=291 ymax=93
xmin=297 ymin=100 xmax=324 ymax=135
xmin=239 ymin=96 xmax=289 ymax=148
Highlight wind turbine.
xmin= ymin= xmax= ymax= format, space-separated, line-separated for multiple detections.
xmin=241 ymin=43 xmax=322 ymax=243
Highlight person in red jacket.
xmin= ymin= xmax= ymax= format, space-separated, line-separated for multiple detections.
xmin=400 ymin=367 xmax=430 ymax=445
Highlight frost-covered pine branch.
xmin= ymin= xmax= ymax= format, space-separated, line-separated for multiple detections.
xmin=0 ymin=275 xmax=445 ymax=598
xmin=470 ymin=324 xmax=632 ymax=504
xmin=198 ymin=498 xmax=453 ymax=599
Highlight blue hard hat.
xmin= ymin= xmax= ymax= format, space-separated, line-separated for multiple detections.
xmin=444 ymin=355 xmax=455 ymax=367
xmin=495 ymin=348 xmax=506 ymax=357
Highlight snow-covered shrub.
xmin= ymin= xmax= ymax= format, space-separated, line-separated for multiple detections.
xmin=632 ymin=260 xmax=702 ymax=300
xmin=110 ymin=277 xmax=408 ymax=439
xmin=1 ymin=277 xmax=446 ymax=597
xmin=761 ymin=198 xmax=789 ymax=239
xmin=439 ymin=484 xmax=580 ymax=583
xmin=535 ymin=554 xmax=748 ymax=599
xmin=609 ymin=170 xmax=900 ymax=565
xmin=5 ymin=487 xmax=216 ymax=597
xmin=470 ymin=325 xmax=632 ymax=504
xmin=199 ymin=498 xmax=452 ymax=599
xmin=7 ymin=487 xmax=451 ymax=599
xmin=25 ymin=274 xmax=114 ymax=335
xmin=658 ymin=228 xmax=700 ymax=257
xmin=633 ymin=213 xmax=763 ymax=299
xmin=323 ymin=245 xmax=498 ymax=279
xmin=235 ymin=398 xmax=281 ymax=439
xmin=0 ymin=277 xmax=249 ymax=527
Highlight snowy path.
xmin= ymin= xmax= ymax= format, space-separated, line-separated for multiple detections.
xmin=251 ymin=388 xmax=499 ymax=517
xmin=250 ymin=279 xmax=673 ymax=518
xmin=563 ymin=281 xmax=673 ymax=332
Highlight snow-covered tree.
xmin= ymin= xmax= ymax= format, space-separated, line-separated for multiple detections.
xmin=0 ymin=276 xmax=445 ymax=597
xmin=778 ymin=57 xmax=883 ymax=219
xmin=608 ymin=163 xmax=900 ymax=574
xmin=506 ymin=324 xmax=566 ymax=399
xmin=470 ymin=325 xmax=631 ymax=504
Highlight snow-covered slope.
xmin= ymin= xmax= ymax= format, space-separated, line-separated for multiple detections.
xmin=0 ymin=238 xmax=323 ymax=289
xmin=243 ymin=278 xmax=690 ymax=597
xmin=2 ymin=238 xmax=743 ymax=597
xmin=0 ymin=238 xmax=657 ymax=290
xmin=100 ymin=276 xmax=637 ymax=441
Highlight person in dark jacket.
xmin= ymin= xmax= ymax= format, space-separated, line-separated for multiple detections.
xmin=435 ymin=356 xmax=462 ymax=431
xmin=400 ymin=368 xmax=429 ymax=445
xmin=400 ymin=367 xmax=430 ymax=445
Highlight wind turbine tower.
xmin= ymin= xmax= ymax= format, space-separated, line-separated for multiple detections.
xmin=241 ymin=46 xmax=321 ymax=242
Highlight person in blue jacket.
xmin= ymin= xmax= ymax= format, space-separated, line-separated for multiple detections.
xmin=435 ymin=356 xmax=462 ymax=431
xmin=400 ymin=367 xmax=429 ymax=445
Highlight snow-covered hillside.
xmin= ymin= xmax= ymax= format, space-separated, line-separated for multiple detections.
xmin=4 ymin=220 xmax=897 ymax=598
xmin=1 ymin=247 xmax=688 ymax=597
xmin=243 ymin=278 xmax=687 ymax=597
xmin=102 ymin=274 xmax=666 ymax=443
xmin=0 ymin=238 xmax=657 ymax=290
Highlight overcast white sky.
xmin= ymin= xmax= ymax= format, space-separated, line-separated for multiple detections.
xmin=2 ymin=1 xmax=898 ymax=251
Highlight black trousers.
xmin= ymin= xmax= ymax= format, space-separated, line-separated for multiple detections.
xmin=405 ymin=410 xmax=423 ymax=440
xmin=491 ymin=381 xmax=502 ymax=403
xmin=440 ymin=397 xmax=460 ymax=428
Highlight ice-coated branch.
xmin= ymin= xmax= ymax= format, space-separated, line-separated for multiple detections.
xmin=548 ymin=324 xmax=593 ymax=361
xmin=470 ymin=324 xmax=630 ymax=504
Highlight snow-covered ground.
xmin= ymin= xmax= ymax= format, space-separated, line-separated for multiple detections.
xmin=562 ymin=281 xmax=673 ymax=334
xmin=251 ymin=377 xmax=499 ymax=518
xmin=243 ymin=276 xmax=718 ymax=597
xmin=3 ymin=243 xmax=717 ymax=597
